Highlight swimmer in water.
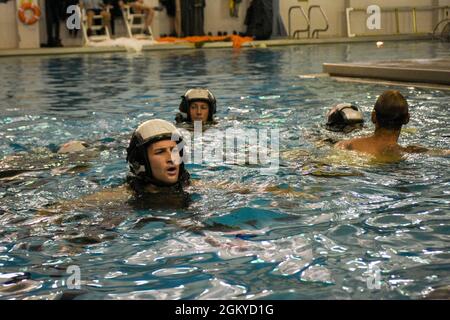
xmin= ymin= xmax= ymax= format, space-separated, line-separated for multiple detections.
xmin=36 ymin=117 xmax=314 ymax=216
xmin=175 ymin=88 xmax=218 ymax=125
xmin=33 ymin=118 xmax=313 ymax=250
xmin=306 ymin=103 xmax=366 ymax=148
xmin=16 ymin=89 xmax=217 ymax=176
xmin=126 ymin=118 xmax=190 ymax=193
xmin=335 ymin=90 xmax=449 ymax=161
xmin=36 ymin=119 xmax=191 ymax=214
xmin=325 ymin=103 xmax=364 ymax=134
xmin=0 ymin=140 xmax=101 ymax=182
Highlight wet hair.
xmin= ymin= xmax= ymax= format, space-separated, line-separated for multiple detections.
xmin=374 ymin=90 xmax=409 ymax=130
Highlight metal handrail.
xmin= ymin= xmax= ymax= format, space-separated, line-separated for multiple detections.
xmin=307 ymin=5 xmax=329 ymax=38
xmin=432 ymin=18 xmax=450 ymax=39
xmin=288 ymin=6 xmax=310 ymax=39
xmin=346 ymin=5 xmax=449 ymax=37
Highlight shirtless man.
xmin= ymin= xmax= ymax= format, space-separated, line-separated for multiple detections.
xmin=335 ymin=90 xmax=448 ymax=161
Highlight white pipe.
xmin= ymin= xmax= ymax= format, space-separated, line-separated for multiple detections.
xmin=346 ymin=7 xmax=355 ymax=38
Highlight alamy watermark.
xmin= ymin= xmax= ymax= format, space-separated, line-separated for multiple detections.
xmin=366 ymin=5 xmax=381 ymax=30
xmin=64 ymin=4 xmax=381 ymax=32
xmin=66 ymin=265 xmax=81 ymax=290
xmin=66 ymin=5 xmax=81 ymax=31
xmin=171 ymin=121 xmax=280 ymax=175
xmin=365 ymin=264 xmax=382 ymax=290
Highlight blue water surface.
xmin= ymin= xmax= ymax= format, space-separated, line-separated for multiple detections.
xmin=0 ymin=40 xmax=449 ymax=299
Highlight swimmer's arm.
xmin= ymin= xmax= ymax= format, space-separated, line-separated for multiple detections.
xmin=425 ymin=149 xmax=450 ymax=156
xmin=404 ymin=145 xmax=450 ymax=156
xmin=334 ymin=140 xmax=351 ymax=150
xmin=192 ymin=180 xmax=317 ymax=199
xmin=263 ymin=185 xmax=319 ymax=200
xmin=191 ymin=179 xmax=252 ymax=194
xmin=403 ymin=145 xmax=429 ymax=153
xmin=38 ymin=185 xmax=132 ymax=215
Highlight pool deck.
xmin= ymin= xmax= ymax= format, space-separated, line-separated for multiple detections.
xmin=0 ymin=33 xmax=433 ymax=58
xmin=323 ymin=58 xmax=450 ymax=86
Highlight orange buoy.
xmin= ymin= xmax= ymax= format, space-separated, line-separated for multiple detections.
xmin=18 ymin=2 xmax=41 ymax=25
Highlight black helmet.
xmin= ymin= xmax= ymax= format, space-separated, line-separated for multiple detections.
xmin=178 ymin=88 xmax=217 ymax=123
xmin=126 ymin=119 xmax=189 ymax=188
xmin=326 ymin=103 xmax=364 ymax=133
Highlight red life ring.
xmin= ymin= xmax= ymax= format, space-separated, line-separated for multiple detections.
xmin=18 ymin=2 xmax=41 ymax=25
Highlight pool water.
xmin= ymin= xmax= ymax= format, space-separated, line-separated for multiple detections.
xmin=0 ymin=40 xmax=449 ymax=299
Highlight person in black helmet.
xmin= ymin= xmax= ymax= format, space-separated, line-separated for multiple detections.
xmin=325 ymin=103 xmax=364 ymax=133
xmin=175 ymin=88 xmax=217 ymax=125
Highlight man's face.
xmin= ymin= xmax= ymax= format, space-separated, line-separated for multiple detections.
xmin=147 ymin=140 xmax=180 ymax=185
xmin=189 ymin=101 xmax=210 ymax=124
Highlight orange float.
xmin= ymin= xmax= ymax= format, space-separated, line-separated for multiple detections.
xmin=18 ymin=2 xmax=41 ymax=25
xmin=158 ymin=35 xmax=254 ymax=49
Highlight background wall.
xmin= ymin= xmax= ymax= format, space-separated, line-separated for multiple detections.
xmin=0 ymin=0 xmax=18 ymax=49
xmin=0 ymin=0 xmax=449 ymax=49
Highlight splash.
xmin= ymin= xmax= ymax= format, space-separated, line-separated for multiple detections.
xmin=88 ymin=38 xmax=157 ymax=53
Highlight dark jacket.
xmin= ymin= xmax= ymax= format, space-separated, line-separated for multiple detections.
xmin=245 ymin=0 xmax=273 ymax=40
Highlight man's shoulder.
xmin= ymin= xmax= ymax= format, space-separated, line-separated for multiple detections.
xmin=335 ymin=137 xmax=367 ymax=150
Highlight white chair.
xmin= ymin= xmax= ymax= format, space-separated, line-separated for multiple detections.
xmin=80 ymin=6 xmax=111 ymax=45
xmin=121 ymin=5 xmax=154 ymax=40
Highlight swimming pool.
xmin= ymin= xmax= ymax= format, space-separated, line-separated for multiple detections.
xmin=0 ymin=40 xmax=449 ymax=299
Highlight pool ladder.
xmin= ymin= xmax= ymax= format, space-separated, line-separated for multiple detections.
xmin=288 ymin=5 xmax=329 ymax=39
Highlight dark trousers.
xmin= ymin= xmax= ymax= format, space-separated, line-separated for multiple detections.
xmin=104 ymin=0 xmax=120 ymax=35
xmin=45 ymin=0 xmax=62 ymax=44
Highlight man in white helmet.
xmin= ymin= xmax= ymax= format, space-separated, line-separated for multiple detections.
xmin=34 ymin=119 xmax=192 ymax=222
xmin=175 ymin=88 xmax=217 ymax=125
xmin=126 ymin=119 xmax=190 ymax=192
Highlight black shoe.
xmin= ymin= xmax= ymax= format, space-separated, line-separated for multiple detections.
xmin=153 ymin=6 xmax=163 ymax=12
xmin=143 ymin=29 xmax=151 ymax=36
xmin=87 ymin=28 xmax=93 ymax=37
